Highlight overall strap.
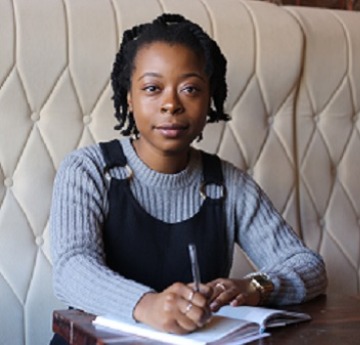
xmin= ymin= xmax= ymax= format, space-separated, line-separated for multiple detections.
xmin=201 ymin=151 xmax=224 ymax=184
xmin=99 ymin=140 xmax=127 ymax=170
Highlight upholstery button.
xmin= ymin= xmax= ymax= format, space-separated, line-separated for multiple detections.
xmin=31 ymin=113 xmax=40 ymax=122
xmin=267 ymin=116 xmax=274 ymax=125
xmin=83 ymin=115 xmax=92 ymax=124
xmin=314 ymin=115 xmax=320 ymax=123
xmin=353 ymin=115 xmax=358 ymax=123
xmin=35 ymin=236 xmax=44 ymax=246
xmin=247 ymin=168 xmax=253 ymax=175
xmin=332 ymin=166 xmax=338 ymax=179
xmin=4 ymin=177 xmax=13 ymax=187
xmin=319 ymin=218 xmax=325 ymax=228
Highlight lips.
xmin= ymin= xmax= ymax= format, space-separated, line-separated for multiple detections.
xmin=155 ymin=123 xmax=189 ymax=138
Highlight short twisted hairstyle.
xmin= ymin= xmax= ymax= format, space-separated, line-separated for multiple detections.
xmin=111 ymin=13 xmax=229 ymax=136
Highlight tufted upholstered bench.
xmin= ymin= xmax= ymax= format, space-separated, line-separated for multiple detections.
xmin=0 ymin=0 xmax=359 ymax=344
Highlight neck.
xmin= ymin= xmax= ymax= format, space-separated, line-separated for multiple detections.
xmin=132 ymin=140 xmax=190 ymax=174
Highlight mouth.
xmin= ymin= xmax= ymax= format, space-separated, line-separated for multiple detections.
xmin=155 ymin=123 xmax=189 ymax=138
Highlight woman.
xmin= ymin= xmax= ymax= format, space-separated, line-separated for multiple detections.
xmin=50 ymin=13 xmax=327 ymax=343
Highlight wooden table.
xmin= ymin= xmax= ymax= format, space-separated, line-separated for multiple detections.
xmin=53 ymin=294 xmax=360 ymax=344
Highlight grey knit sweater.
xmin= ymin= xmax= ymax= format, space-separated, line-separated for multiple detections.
xmin=50 ymin=138 xmax=327 ymax=320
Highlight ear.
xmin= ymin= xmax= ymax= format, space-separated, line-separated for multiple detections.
xmin=208 ymin=99 xmax=212 ymax=114
xmin=127 ymin=92 xmax=133 ymax=112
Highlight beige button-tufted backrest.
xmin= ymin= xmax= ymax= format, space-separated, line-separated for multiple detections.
xmin=0 ymin=1 xmax=359 ymax=344
xmin=285 ymin=7 xmax=360 ymax=294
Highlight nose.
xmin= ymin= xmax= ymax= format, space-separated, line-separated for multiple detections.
xmin=161 ymin=90 xmax=184 ymax=115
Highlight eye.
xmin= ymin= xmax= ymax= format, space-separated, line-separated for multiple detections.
xmin=142 ymin=85 xmax=160 ymax=93
xmin=182 ymin=85 xmax=200 ymax=95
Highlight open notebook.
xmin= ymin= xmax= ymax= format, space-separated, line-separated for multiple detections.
xmin=93 ymin=305 xmax=311 ymax=345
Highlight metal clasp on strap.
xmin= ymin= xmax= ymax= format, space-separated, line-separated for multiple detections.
xmin=199 ymin=181 xmax=226 ymax=200
xmin=104 ymin=164 xmax=134 ymax=182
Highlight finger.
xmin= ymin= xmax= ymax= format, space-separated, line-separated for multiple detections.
xmin=181 ymin=300 xmax=211 ymax=328
xmin=215 ymin=282 xmax=226 ymax=293
xmin=169 ymin=283 xmax=197 ymax=305
xmin=209 ymin=281 xmax=228 ymax=303
xmin=161 ymin=292 xmax=198 ymax=334
xmin=230 ymin=293 xmax=247 ymax=307
xmin=188 ymin=290 xmax=195 ymax=302
xmin=176 ymin=315 xmax=198 ymax=333
xmin=165 ymin=319 xmax=194 ymax=335
xmin=199 ymin=283 xmax=212 ymax=298
xmin=187 ymin=283 xmax=212 ymax=298
xmin=210 ymin=286 xmax=240 ymax=311
xmin=183 ymin=288 xmax=209 ymax=309
xmin=184 ymin=302 xmax=194 ymax=315
xmin=166 ymin=284 xmax=209 ymax=319
xmin=177 ymin=301 xmax=200 ymax=331
xmin=212 ymin=282 xmax=227 ymax=300
xmin=208 ymin=279 xmax=228 ymax=299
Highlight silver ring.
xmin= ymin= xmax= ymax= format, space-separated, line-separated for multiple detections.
xmin=184 ymin=303 xmax=193 ymax=314
xmin=188 ymin=290 xmax=194 ymax=302
xmin=215 ymin=283 xmax=226 ymax=292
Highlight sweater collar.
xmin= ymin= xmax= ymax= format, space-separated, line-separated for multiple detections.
xmin=120 ymin=138 xmax=201 ymax=189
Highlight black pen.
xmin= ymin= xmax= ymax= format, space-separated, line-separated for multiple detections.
xmin=188 ymin=243 xmax=201 ymax=292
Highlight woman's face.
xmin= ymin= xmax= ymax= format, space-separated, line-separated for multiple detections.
xmin=127 ymin=41 xmax=210 ymax=157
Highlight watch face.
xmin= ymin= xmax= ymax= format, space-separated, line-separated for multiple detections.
xmin=257 ymin=275 xmax=270 ymax=284
xmin=253 ymin=274 xmax=274 ymax=295
xmin=248 ymin=273 xmax=274 ymax=305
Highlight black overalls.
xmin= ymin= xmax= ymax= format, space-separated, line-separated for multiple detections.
xmin=50 ymin=139 xmax=228 ymax=344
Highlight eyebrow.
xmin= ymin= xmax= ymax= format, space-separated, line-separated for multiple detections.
xmin=137 ymin=72 xmax=207 ymax=82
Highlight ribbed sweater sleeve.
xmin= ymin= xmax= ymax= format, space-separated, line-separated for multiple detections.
xmin=50 ymin=143 xmax=153 ymax=320
xmin=225 ymin=168 xmax=327 ymax=305
xmin=50 ymin=138 xmax=327 ymax=320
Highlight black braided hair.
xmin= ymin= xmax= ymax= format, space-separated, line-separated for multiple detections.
xmin=111 ymin=13 xmax=229 ymax=136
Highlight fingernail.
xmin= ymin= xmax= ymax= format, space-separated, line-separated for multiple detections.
xmin=210 ymin=302 xmax=218 ymax=310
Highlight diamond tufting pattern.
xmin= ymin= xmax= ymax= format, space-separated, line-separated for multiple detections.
xmin=285 ymin=6 xmax=360 ymax=294
xmin=0 ymin=1 xmax=359 ymax=344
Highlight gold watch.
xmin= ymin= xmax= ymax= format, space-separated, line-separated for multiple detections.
xmin=247 ymin=273 xmax=274 ymax=306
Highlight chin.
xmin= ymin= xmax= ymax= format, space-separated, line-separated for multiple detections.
xmin=158 ymin=139 xmax=193 ymax=155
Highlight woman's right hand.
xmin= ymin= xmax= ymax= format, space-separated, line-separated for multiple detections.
xmin=133 ymin=282 xmax=212 ymax=334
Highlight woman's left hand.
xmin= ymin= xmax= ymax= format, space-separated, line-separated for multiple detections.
xmin=206 ymin=278 xmax=260 ymax=312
